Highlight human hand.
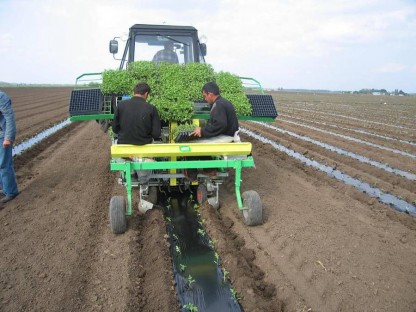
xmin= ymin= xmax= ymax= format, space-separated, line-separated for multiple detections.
xmin=3 ymin=139 xmax=11 ymax=148
xmin=191 ymin=127 xmax=202 ymax=137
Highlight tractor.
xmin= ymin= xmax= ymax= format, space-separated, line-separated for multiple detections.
xmin=69 ymin=24 xmax=277 ymax=233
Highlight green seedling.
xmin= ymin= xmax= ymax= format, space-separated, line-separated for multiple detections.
xmin=208 ymin=239 xmax=218 ymax=248
xmin=175 ymin=245 xmax=181 ymax=255
xmin=223 ymin=269 xmax=229 ymax=283
xmin=183 ymin=303 xmax=198 ymax=312
xmin=214 ymin=252 xmax=219 ymax=265
xmin=173 ymin=234 xmax=179 ymax=241
xmin=179 ymin=263 xmax=186 ymax=272
xmin=197 ymin=228 xmax=205 ymax=236
xmin=165 ymin=216 xmax=171 ymax=222
xmin=230 ymin=288 xmax=240 ymax=302
xmin=187 ymin=274 xmax=195 ymax=286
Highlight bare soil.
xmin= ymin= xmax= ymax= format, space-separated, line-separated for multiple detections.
xmin=1 ymin=88 xmax=415 ymax=312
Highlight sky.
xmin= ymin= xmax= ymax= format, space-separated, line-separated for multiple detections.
xmin=1 ymin=0 xmax=415 ymax=92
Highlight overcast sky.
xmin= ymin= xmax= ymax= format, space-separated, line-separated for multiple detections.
xmin=1 ymin=0 xmax=415 ymax=92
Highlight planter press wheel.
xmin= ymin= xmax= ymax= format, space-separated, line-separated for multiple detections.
xmin=148 ymin=186 xmax=158 ymax=205
xmin=241 ymin=190 xmax=263 ymax=226
xmin=197 ymin=184 xmax=208 ymax=204
xmin=109 ymin=196 xmax=127 ymax=234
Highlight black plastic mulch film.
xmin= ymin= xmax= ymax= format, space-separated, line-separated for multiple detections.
xmin=162 ymin=192 xmax=243 ymax=312
xmin=69 ymin=88 xmax=103 ymax=116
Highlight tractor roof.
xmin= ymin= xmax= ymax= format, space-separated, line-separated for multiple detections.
xmin=130 ymin=24 xmax=198 ymax=32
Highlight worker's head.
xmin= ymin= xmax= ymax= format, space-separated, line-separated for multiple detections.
xmin=164 ymin=41 xmax=174 ymax=51
xmin=202 ymin=82 xmax=220 ymax=104
xmin=134 ymin=82 xmax=151 ymax=98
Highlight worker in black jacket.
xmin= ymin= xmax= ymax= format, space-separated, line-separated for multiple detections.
xmin=191 ymin=82 xmax=240 ymax=142
xmin=112 ymin=82 xmax=161 ymax=145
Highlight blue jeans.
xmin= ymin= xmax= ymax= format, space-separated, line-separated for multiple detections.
xmin=0 ymin=142 xmax=19 ymax=196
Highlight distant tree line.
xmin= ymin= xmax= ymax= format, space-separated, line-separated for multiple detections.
xmin=353 ymin=88 xmax=408 ymax=96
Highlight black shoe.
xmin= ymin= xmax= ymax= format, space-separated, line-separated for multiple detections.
xmin=0 ymin=193 xmax=18 ymax=203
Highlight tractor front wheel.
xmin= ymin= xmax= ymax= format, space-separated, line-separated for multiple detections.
xmin=241 ymin=190 xmax=262 ymax=226
xmin=109 ymin=196 xmax=127 ymax=234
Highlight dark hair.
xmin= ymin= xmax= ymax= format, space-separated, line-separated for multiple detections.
xmin=202 ymin=81 xmax=220 ymax=95
xmin=134 ymin=82 xmax=151 ymax=95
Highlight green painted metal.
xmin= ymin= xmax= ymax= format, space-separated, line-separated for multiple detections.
xmin=70 ymin=114 xmax=113 ymax=121
xmin=74 ymin=72 xmax=103 ymax=89
xmin=239 ymin=76 xmax=264 ymax=95
xmin=110 ymin=157 xmax=255 ymax=213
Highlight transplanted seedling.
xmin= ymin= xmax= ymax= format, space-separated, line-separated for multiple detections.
xmin=183 ymin=303 xmax=198 ymax=312
xmin=214 ymin=252 xmax=219 ymax=265
xmin=179 ymin=263 xmax=186 ymax=272
xmin=197 ymin=228 xmax=205 ymax=237
xmin=230 ymin=288 xmax=240 ymax=302
xmin=223 ymin=269 xmax=229 ymax=283
xmin=188 ymin=274 xmax=195 ymax=286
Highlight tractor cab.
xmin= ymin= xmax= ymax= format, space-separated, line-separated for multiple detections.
xmin=109 ymin=24 xmax=207 ymax=69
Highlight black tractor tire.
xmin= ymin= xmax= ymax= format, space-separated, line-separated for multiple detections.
xmin=242 ymin=190 xmax=263 ymax=226
xmin=109 ymin=196 xmax=127 ymax=234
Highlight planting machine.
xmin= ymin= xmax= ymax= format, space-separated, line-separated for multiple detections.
xmin=69 ymin=24 xmax=278 ymax=233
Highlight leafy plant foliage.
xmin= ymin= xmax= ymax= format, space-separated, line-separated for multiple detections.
xmin=102 ymin=61 xmax=252 ymax=121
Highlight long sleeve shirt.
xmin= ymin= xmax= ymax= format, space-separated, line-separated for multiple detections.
xmin=0 ymin=91 xmax=17 ymax=141
xmin=112 ymin=96 xmax=161 ymax=145
xmin=201 ymin=96 xmax=239 ymax=138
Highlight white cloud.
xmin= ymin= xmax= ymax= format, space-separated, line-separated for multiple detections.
xmin=0 ymin=0 xmax=415 ymax=91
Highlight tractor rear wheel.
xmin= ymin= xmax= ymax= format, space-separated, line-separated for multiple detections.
xmin=109 ymin=196 xmax=127 ymax=234
xmin=242 ymin=190 xmax=262 ymax=226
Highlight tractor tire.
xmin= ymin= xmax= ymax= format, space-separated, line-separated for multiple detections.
xmin=242 ymin=190 xmax=263 ymax=226
xmin=197 ymin=184 xmax=208 ymax=204
xmin=109 ymin=196 xmax=127 ymax=234
xmin=148 ymin=186 xmax=158 ymax=205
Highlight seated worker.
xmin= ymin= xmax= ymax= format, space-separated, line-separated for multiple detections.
xmin=152 ymin=41 xmax=179 ymax=63
xmin=191 ymin=81 xmax=240 ymax=143
xmin=112 ymin=82 xmax=161 ymax=145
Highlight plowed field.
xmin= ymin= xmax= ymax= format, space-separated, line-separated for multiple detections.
xmin=1 ymin=88 xmax=415 ymax=312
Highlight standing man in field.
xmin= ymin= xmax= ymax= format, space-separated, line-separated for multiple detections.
xmin=0 ymin=90 xmax=19 ymax=205
xmin=191 ymin=81 xmax=240 ymax=142
xmin=112 ymin=82 xmax=161 ymax=145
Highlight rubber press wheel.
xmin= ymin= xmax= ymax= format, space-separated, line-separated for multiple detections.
xmin=109 ymin=196 xmax=127 ymax=234
xmin=148 ymin=186 xmax=158 ymax=205
xmin=241 ymin=190 xmax=263 ymax=226
xmin=197 ymin=184 xmax=208 ymax=204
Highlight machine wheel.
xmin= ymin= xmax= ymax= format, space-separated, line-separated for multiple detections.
xmin=109 ymin=196 xmax=127 ymax=234
xmin=148 ymin=186 xmax=158 ymax=205
xmin=197 ymin=184 xmax=208 ymax=204
xmin=241 ymin=190 xmax=262 ymax=226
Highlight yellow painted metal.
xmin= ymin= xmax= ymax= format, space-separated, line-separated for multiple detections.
xmin=111 ymin=142 xmax=252 ymax=158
